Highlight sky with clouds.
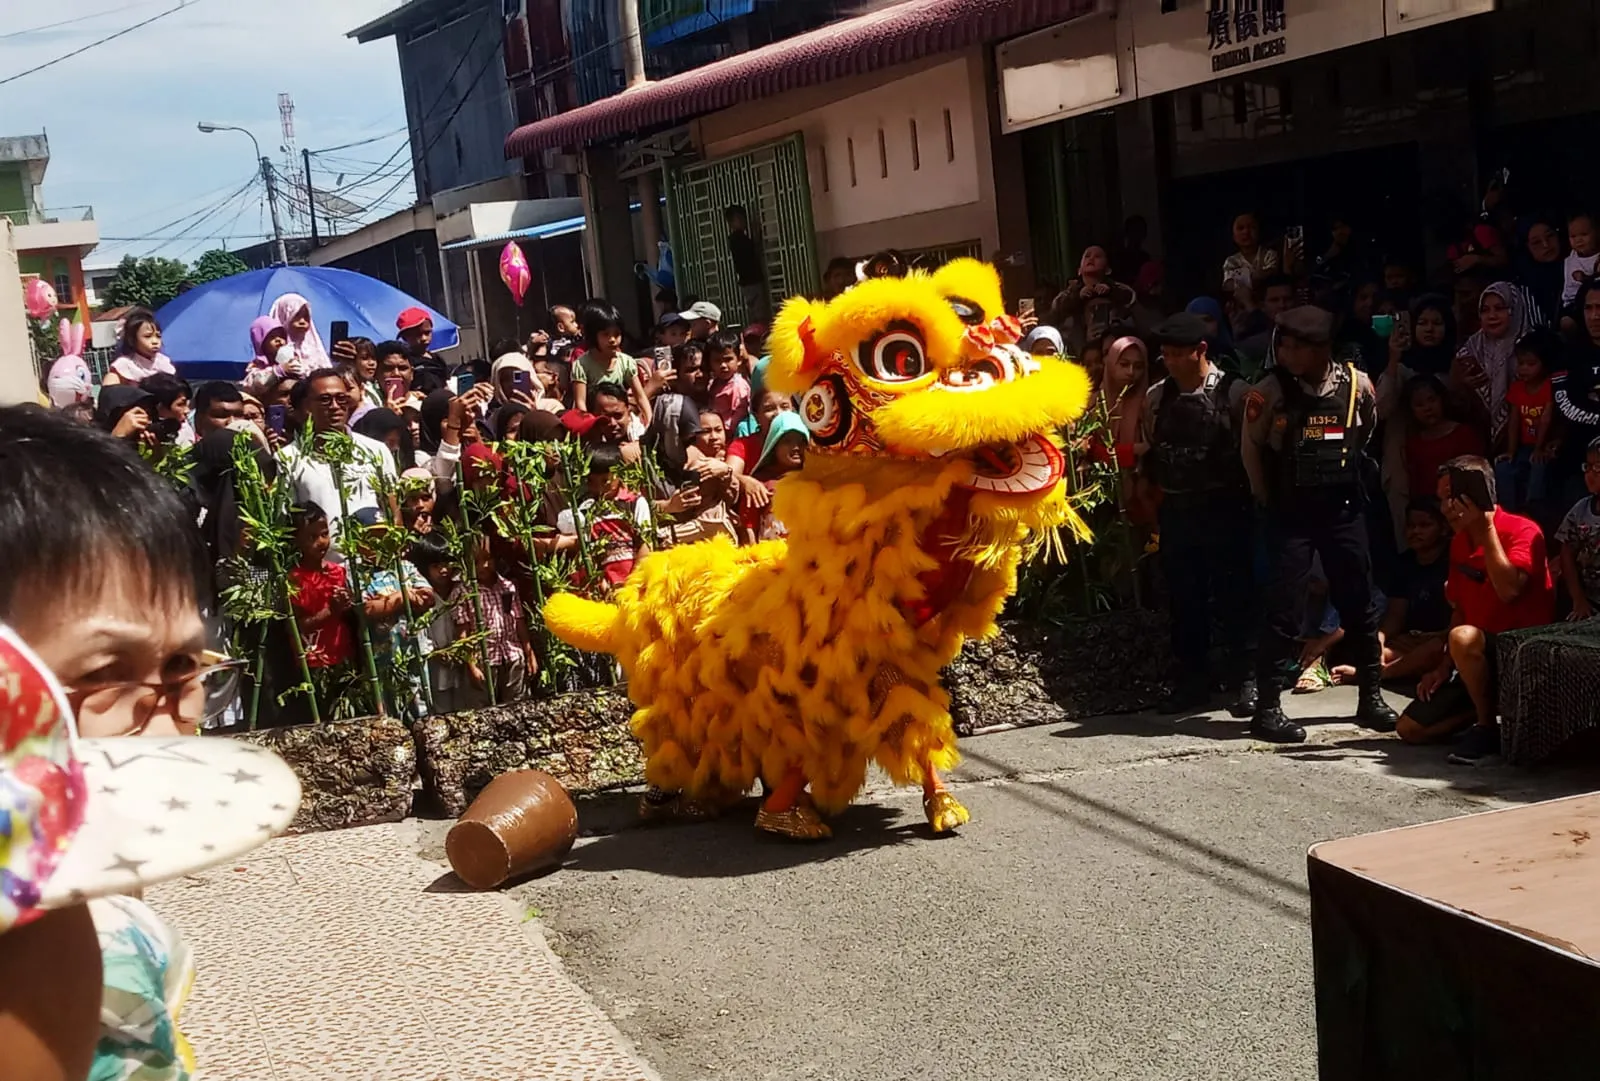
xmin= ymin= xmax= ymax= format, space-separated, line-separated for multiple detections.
xmin=0 ymin=0 xmax=412 ymax=268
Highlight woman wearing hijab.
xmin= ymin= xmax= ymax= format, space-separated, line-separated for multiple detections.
xmin=1020 ymin=326 xmax=1065 ymax=357
xmin=268 ymin=293 xmax=330 ymax=372
xmin=491 ymin=401 xmax=532 ymax=442
xmin=490 ymin=352 xmax=536 ymax=404
xmin=1455 ymin=281 xmax=1539 ymax=445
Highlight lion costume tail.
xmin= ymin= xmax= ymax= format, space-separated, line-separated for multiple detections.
xmin=542 ymin=593 xmax=622 ymax=655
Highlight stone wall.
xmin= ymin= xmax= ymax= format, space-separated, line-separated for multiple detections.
xmin=413 ymin=687 xmax=643 ymax=816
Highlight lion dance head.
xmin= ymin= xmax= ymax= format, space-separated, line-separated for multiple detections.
xmin=768 ymin=253 xmax=1093 ymax=559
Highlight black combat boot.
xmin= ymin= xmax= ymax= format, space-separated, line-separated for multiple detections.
xmin=1349 ymin=634 xmax=1398 ymax=732
xmin=1227 ymin=676 xmax=1258 ymax=719
xmin=1354 ymin=666 xmax=1399 ymax=732
xmin=1250 ymin=672 xmax=1306 ymax=744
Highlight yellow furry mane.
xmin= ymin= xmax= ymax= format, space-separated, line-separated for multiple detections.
xmin=543 ymin=255 xmax=1093 ymax=822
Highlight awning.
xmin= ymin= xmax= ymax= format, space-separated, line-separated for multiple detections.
xmin=439 ymin=215 xmax=588 ymax=252
xmin=505 ymin=0 xmax=1098 ymax=158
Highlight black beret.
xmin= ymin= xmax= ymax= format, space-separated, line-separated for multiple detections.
xmin=1151 ymin=313 xmax=1210 ymax=347
xmin=1275 ymin=306 xmax=1335 ymax=345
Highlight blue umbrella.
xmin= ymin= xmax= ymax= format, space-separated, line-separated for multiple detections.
xmin=154 ymin=266 xmax=459 ymax=381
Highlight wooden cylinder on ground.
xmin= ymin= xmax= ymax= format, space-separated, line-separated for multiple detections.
xmin=446 ymin=770 xmax=578 ymax=889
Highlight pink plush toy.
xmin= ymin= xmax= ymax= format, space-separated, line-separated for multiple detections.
xmin=24 ymin=277 xmax=58 ymax=321
xmin=46 ymin=319 xmax=92 ymax=408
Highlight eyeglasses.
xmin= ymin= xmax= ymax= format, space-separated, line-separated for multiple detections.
xmin=64 ymin=652 xmax=248 ymax=736
xmin=311 ymin=393 xmax=345 ymax=407
xmin=1584 ymin=461 xmax=1600 ymax=474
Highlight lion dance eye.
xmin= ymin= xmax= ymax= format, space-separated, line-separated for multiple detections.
xmin=861 ymin=330 xmax=927 ymax=382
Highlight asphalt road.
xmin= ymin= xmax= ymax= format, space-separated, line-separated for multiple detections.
xmin=510 ymin=688 xmax=1600 ymax=1081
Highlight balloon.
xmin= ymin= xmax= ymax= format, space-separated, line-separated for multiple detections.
xmin=24 ymin=278 xmax=58 ymax=320
xmin=499 ymin=241 xmax=532 ymax=308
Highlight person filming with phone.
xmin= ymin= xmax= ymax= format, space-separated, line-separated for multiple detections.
xmin=1394 ymin=455 xmax=1555 ymax=762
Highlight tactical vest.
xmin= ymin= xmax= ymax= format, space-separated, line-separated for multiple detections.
xmin=1147 ymin=370 xmax=1246 ymax=498
xmin=1273 ymin=364 xmax=1363 ymax=492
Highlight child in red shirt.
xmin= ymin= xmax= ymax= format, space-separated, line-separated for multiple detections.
xmin=288 ymin=504 xmax=355 ymax=668
xmin=1494 ymin=331 xmax=1554 ymax=511
xmin=1403 ymin=375 xmax=1485 ymax=503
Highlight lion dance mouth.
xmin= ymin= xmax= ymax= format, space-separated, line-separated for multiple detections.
xmin=955 ymin=436 xmax=1065 ymax=496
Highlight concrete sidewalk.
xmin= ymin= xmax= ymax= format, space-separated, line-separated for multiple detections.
xmin=146 ymin=821 xmax=657 ymax=1081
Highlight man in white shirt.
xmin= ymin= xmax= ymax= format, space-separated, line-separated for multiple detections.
xmin=277 ymin=369 xmax=398 ymax=559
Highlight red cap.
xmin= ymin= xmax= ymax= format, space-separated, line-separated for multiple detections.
xmin=396 ymin=306 xmax=433 ymax=333
xmin=559 ymin=409 xmax=597 ymax=438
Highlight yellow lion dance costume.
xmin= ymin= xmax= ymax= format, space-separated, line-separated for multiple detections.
xmin=544 ymin=256 xmax=1091 ymax=838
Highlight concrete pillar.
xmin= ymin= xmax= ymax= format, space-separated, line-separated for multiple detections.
xmin=0 ymin=222 xmax=37 ymax=406
xmin=1114 ymin=99 xmax=1165 ymax=260
xmin=580 ymin=145 xmax=644 ymax=322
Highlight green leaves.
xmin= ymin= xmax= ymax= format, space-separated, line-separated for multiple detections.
xmin=190 ymin=249 xmax=249 ymax=286
xmin=102 ymin=254 xmax=192 ymax=311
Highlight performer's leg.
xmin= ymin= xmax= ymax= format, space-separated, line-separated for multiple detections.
xmin=754 ymin=763 xmax=831 ymax=840
xmin=762 ymin=765 xmax=806 ymax=813
xmin=922 ymin=759 xmax=969 ymax=834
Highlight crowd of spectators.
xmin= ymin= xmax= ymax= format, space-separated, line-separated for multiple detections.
xmin=46 ymin=290 xmax=807 ymax=720
xmin=33 ymin=187 xmax=1600 ymax=758
xmin=1040 ymin=192 xmax=1600 ymax=764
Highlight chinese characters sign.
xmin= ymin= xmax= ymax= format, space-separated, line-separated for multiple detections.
xmin=1207 ymin=0 xmax=1289 ymax=72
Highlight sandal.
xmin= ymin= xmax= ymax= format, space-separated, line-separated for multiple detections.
xmin=1293 ymin=659 xmax=1332 ymax=694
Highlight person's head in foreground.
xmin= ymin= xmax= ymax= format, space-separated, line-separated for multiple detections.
xmin=0 ymin=405 xmax=234 ymax=739
xmin=0 ymin=618 xmax=299 ymax=1081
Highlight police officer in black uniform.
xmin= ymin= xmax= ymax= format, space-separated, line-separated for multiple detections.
xmin=1141 ymin=314 xmax=1257 ymax=714
xmin=1242 ymin=307 xmax=1399 ymax=742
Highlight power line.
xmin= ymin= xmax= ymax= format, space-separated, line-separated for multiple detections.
xmin=101 ymin=233 xmax=274 ymax=242
xmin=112 ymin=174 xmax=259 ymax=230
xmin=110 ymin=174 xmax=259 ymax=247
xmin=309 ymin=16 xmax=493 ymax=195
xmin=148 ymin=180 xmax=263 ymax=256
xmin=0 ymin=0 xmax=162 ymax=39
xmin=309 ymin=127 xmax=409 ymax=154
xmin=360 ymin=42 xmax=502 ymax=217
xmin=0 ymin=0 xmax=202 ymax=86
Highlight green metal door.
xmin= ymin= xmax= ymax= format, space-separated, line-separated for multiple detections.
xmin=665 ymin=133 xmax=821 ymax=325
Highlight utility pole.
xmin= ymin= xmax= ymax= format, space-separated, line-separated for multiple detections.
xmin=261 ymin=156 xmax=289 ymax=266
xmin=619 ymin=0 xmax=645 ymax=88
xmin=303 ymin=148 xmax=320 ymax=246
xmin=618 ymin=0 xmax=662 ymax=314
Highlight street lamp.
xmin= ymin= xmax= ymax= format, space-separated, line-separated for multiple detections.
xmin=197 ymin=121 xmax=286 ymax=266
